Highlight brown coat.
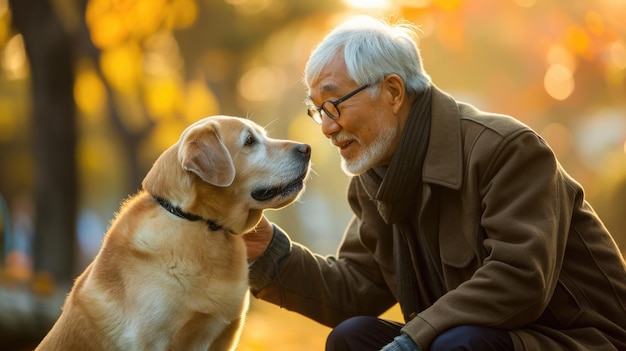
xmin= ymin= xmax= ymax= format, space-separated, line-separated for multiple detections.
xmin=250 ymin=87 xmax=626 ymax=350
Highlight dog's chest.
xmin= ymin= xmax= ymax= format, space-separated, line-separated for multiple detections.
xmin=114 ymin=266 xmax=249 ymax=350
xmin=117 ymin=308 xmax=240 ymax=350
xmin=103 ymin=226 xmax=250 ymax=347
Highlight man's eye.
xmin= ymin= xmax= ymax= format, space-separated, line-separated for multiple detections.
xmin=244 ymin=133 xmax=256 ymax=146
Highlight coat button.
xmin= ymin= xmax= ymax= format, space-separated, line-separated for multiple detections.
xmin=408 ymin=312 xmax=418 ymax=321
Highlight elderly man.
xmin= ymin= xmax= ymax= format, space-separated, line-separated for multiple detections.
xmin=244 ymin=16 xmax=626 ymax=351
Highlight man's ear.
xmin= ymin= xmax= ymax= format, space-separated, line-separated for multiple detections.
xmin=178 ymin=124 xmax=235 ymax=187
xmin=383 ymin=74 xmax=406 ymax=114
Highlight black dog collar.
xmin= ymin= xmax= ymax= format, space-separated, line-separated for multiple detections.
xmin=153 ymin=195 xmax=229 ymax=233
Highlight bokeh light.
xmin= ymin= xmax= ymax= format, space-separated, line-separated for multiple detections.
xmin=343 ymin=0 xmax=390 ymax=9
xmin=544 ymin=64 xmax=575 ymax=101
xmin=74 ymin=60 xmax=107 ymax=118
xmin=238 ymin=66 xmax=288 ymax=102
xmin=1 ymin=34 xmax=28 ymax=80
xmin=99 ymin=42 xmax=143 ymax=93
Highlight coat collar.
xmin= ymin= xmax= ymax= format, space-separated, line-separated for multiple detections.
xmin=422 ymin=86 xmax=463 ymax=190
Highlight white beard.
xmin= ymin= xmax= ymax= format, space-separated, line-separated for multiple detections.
xmin=339 ymin=122 xmax=397 ymax=176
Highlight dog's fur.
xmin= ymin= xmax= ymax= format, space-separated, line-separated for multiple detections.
xmin=35 ymin=116 xmax=311 ymax=351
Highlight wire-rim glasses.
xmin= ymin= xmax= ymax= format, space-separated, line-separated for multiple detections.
xmin=307 ymin=84 xmax=370 ymax=124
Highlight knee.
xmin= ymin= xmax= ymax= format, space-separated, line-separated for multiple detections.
xmin=326 ymin=316 xmax=388 ymax=351
xmin=430 ymin=325 xmax=513 ymax=351
xmin=327 ymin=316 xmax=379 ymax=345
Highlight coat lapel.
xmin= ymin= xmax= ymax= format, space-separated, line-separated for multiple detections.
xmin=422 ymin=86 xmax=464 ymax=189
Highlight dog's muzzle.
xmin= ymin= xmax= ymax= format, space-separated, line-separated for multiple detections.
xmin=251 ymin=143 xmax=311 ymax=202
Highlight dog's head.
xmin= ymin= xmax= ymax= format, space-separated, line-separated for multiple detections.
xmin=143 ymin=115 xmax=311 ymax=234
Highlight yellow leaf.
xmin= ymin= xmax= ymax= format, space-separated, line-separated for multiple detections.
xmin=144 ymin=77 xmax=182 ymax=118
xmin=89 ymin=13 xmax=128 ymax=49
xmin=567 ymin=25 xmax=592 ymax=60
xmin=75 ymin=60 xmax=107 ymax=118
xmin=99 ymin=43 xmax=143 ymax=93
xmin=166 ymin=0 xmax=198 ymax=29
xmin=127 ymin=0 xmax=166 ymax=39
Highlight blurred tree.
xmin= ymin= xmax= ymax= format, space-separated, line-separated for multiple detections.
xmin=8 ymin=0 xmax=77 ymax=282
xmin=3 ymin=0 xmax=77 ymax=348
xmin=77 ymin=0 xmax=156 ymax=193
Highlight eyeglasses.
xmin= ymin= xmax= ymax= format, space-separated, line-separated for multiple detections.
xmin=307 ymin=84 xmax=370 ymax=124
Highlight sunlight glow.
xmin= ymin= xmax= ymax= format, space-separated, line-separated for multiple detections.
xmin=225 ymin=0 xmax=273 ymax=15
xmin=0 ymin=0 xmax=7 ymax=17
xmin=584 ymin=11 xmax=605 ymax=36
xmin=2 ymin=35 xmax=28 ymax=80
xmin=434 ymin=0 xmax=462 ymax=11
xmin=0 ymin=0 xmax=9 ymax=44
xmin=609 ymin=41 xmax=626 ymax=69
xmin=514 ymin=0 xmax=537 ymax=8
xmin=343 ymin=0 xmax=390 ymax=10
xmin=547 ymin=45 xmax=576 ymax=72
xmin=238 ymin=66 xmax=287 ymax=102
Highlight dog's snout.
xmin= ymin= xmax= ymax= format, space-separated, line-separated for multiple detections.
xmin=295 ymin=143 xmax=311 ymax=159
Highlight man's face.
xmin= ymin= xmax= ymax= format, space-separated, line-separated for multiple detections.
xmin=307 ymin=51 xmax=400 ymax=176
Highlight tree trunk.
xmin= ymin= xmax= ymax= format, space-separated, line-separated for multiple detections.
xmin=9 ymin=0 xmax=78 ymax=282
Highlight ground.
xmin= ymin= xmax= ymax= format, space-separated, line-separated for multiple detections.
xmin=239 ymin=299 xmax=403 ymax=350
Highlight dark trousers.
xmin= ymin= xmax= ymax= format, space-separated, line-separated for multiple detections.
xmin=326 ymin=316 xmax=513 ymax=351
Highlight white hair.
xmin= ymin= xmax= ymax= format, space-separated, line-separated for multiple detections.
xmin=304 ymin=16 xmax=431 ymax=98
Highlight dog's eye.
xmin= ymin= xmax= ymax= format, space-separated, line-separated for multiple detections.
xmin=244 ymin=133 xmax=257 ymax=146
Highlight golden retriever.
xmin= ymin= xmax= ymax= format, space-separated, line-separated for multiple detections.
xmin=35 ymin=115 xmax=311 ymax=351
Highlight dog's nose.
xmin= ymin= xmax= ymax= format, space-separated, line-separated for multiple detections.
xmin=295 ymin=143 xmax=311 ymax=158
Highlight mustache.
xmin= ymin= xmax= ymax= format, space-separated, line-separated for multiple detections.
xmin=330 ymin=132 xmax=359 ymax=145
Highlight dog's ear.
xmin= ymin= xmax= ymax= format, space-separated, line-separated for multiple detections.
xmin=178 ymin=126 xmax=235 ymax=187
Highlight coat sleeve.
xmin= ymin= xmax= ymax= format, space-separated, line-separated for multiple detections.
xmin=404 ymin=127 xmax=574 ymax=349
xmin=249 ymin=180 xmax=397 ymax=327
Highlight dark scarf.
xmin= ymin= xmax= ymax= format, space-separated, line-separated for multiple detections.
xmin=362 ymin=87 xmax=432 ymax=224
xmin=358 ymin=87 xmax=443 ymax=321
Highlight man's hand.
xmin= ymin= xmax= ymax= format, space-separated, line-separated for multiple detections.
xmin=381 ymin=334 xmax=420 ymax=351
xmin=243 ymin=215 xmax=274 ymax=261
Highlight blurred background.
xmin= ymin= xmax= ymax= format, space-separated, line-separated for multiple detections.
xmin=0 ymin=0 xmax=624 ymax=349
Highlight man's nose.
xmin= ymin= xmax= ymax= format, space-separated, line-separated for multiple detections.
xmin=321 ymin=114 xmax=341 ymax=138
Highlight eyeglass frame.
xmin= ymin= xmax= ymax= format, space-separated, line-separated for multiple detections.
xmin=307 ymin=84 xmax=370 ymax=124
